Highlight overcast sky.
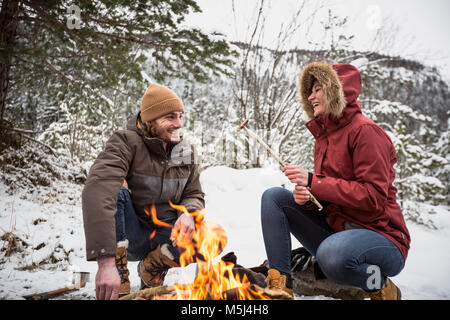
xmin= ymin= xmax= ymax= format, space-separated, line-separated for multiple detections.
xmin=184 ymin=0 xmax=450 ymax=81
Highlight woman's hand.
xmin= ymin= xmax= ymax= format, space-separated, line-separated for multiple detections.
xmin=293 ymin=185 xmax=311 ymax=206
xmin=282 ymin=163 xmax=309 ymax=187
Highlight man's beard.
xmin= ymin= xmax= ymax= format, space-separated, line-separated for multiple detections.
xmin=147 ymin=120 xmax=182 ymax=144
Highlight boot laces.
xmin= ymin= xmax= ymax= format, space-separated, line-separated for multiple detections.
xmin=144 ymin=260 xmax=171 ymax=282
xmin=116 ymin=253 xmax=129 ymax=281
xmin=369 ymin=289 xmax=386 ymax=300
xmin=268 ymin=274 xmax=282 ymax=289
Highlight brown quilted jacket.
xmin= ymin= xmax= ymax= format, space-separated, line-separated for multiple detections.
xmin=82 ymin=114 xmax=204 ymax=261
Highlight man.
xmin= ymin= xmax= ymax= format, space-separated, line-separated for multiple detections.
xmin=82 ymin=83 xmax=205 ymax=300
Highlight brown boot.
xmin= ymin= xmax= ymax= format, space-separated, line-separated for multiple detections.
xmin=138 ymin=243 xmax=179 ymax=289
xmin=266 ymin=269 xmax=294 ymax=299
xmin=368 ymin=278 xmax=402 ymax=300
xmin=115 ymin=241 xmax=130 ymax=297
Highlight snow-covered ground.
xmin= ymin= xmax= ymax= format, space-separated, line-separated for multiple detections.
xmin=1 ymin=166 xmax=449 ymax=300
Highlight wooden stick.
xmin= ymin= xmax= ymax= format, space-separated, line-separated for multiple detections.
xmin=237 ymin=119 xmax=249 ymax=131
xmin=119 ymin=285 xmax=175 ymax=300
xmin=23 ymin=282 xmax=86 ymax=300
xmin=237 ymin=119 xmax=323 ymax=211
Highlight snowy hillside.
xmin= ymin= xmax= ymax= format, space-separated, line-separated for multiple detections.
xmin=1 ymin=166 xmax=449 ymax=300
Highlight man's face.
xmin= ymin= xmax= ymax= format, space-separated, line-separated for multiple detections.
xmin=152 ymin=111 xmax=183 ymax=144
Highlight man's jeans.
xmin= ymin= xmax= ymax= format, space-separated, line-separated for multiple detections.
xmin=261 ymin=187 xmax=405 ymax=291
xmin=115 ymin=188 xmax=179 ymax=262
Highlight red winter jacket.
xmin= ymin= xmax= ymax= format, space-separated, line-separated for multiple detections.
xmin=299 ymin=62 xmax=411 ymax=260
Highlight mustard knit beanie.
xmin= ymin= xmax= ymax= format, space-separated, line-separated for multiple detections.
xmin=140 ymin=83 xmax=185 ymax=123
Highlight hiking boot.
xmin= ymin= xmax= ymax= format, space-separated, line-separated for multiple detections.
xmin=115 ymin=241 xmax=130 ymax=297
xmin=266 ymin=268 xmax=294 ymax=299
xmin=368 ymin=278 xmax=402 ymax=300
xmin=138 ymin=243 xmax=179 ymax=289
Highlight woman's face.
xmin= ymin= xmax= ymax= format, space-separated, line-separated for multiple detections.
xmin=308 ymin=80 xmax=326 ymax=117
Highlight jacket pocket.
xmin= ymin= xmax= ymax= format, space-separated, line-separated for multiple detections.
xmin=127 ymin=173 xmax=161 ymax=206
xmin=160 ymin=178 xmax=188 ymax=203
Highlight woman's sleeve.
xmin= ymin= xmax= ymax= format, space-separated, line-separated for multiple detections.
xmin=310 ymin=124 xmax=395 ymax=214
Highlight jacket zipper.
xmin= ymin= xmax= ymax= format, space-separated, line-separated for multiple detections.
xmin=174 ymin=181 xmax=180 ymax=201
xmin=158 ymin=160 xmax=168 ymax=201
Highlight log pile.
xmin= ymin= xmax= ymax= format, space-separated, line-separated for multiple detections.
xmin=119 ymin=284 xmax=292 ymax=300
xmin=292 ymin=263 xmax=369 ymax=300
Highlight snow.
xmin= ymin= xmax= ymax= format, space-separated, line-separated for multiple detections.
xmin=350 ymin=57 xmax=369 ymax=69
xmin=1 ymin=166 xmax=449 ymax=300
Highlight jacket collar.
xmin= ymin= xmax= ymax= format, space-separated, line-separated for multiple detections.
xmin=305 ymin=102 xmax=362 ymax=139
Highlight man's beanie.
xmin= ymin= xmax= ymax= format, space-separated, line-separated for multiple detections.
xmin=140 ymin=83 xmax=185 ymax=123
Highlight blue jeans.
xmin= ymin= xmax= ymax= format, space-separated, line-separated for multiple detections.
xmin=261 ymin=187 xmax=405 ymax=291
xmin=115 ymin=188 xmax=179 ymax=262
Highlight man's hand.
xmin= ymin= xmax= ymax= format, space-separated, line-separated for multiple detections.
xmin=172 ymin=213 xmax=195 ymax=246
xmin=95 ymin=256 xmax=121 ymax=300
xmin=282 ymin=163 xmax=309 ymax=186
xmin=293 ymin=185 xmax=311 ymax=206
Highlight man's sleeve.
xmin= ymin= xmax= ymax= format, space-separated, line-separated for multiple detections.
xmin=82 ymin=132 xmax=133 ymax=261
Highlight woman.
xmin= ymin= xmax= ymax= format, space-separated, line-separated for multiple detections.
xmin=261 ymin=62 xmax=410 ymax=300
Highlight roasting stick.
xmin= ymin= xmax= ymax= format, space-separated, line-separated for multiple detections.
xmin=237 ymin=119 xmax=323 ymax=211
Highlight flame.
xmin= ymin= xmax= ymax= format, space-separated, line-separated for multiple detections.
xmin=145 ymin=204 xmax=173 ymax=240
xmin=145 ymin=204 xmax=173 ymax=228
xmin=155 ymin=202 xmax=269 ymax=300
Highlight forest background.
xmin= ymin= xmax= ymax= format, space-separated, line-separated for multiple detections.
xmin=0 ymin=1 xmax=448 ymax=298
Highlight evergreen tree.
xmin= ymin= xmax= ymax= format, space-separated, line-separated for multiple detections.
xmin=363 ymin=100 xmax=447 ymax=206
xmin=0 ymin=0 xmax=237 ymax=129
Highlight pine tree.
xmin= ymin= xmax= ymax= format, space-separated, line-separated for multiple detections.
xmin=0 ymin=0 xmax=237 ymax=128
xmin=363 ymin=100 xmax=447 ymax=206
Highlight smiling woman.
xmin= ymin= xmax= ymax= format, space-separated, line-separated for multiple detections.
xmin=260 ymin=61 xmax=411 ymax=300
xmin=308 ymin=81 xmax=326 ymax=118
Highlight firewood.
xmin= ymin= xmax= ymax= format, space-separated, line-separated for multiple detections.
xmin=256 ymin=285 xmax=293 ymax=300
xmin=119 ymin=283 xmax=291 ymax=300
xmin=118 ymin=285 xmax=175 ymax=300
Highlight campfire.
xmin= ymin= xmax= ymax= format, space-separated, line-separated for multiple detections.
xmin=120 ymin=203 xmax=290 ymax=300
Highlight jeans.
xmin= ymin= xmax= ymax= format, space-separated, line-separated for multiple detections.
xmin=261 ymin=187 xmax=405 ymax=291
xmin=115 ymin=188 xmax=179 ymax=262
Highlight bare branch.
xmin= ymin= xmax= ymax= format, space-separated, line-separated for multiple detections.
xmin=4 ymin=126 xmax=57 ymax=155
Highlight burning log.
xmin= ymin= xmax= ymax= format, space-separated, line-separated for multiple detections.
xmin=120 ymin=284 xmax=291 ymax=300
xmin=132 ymin=203 xmax=286 ymax=301
xmin=221 ymin=284 xmax=292 ymax=300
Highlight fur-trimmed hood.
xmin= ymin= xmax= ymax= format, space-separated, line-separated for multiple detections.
xmin=299 ymin=62 xmax=362 ymax=121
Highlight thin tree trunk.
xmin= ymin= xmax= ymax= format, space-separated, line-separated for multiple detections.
xmin=3 ymin=126 xmax=57 ymax=155
xmin=0 ymin=0 xmax=19 ymax=123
